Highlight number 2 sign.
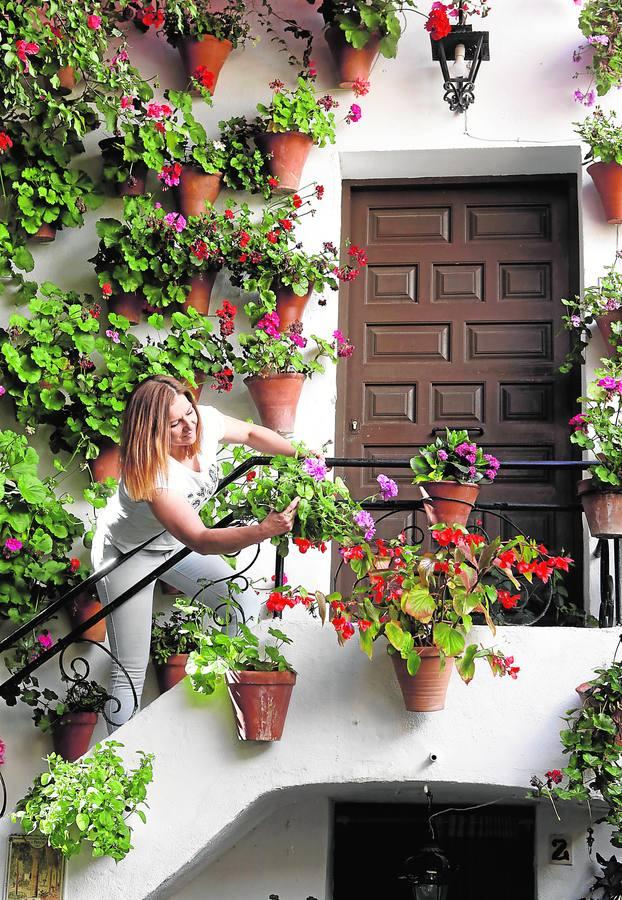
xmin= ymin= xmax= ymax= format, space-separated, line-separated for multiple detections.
xmin=550 ymin=835 xmax=573 ymax=865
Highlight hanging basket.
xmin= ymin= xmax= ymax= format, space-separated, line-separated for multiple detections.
xmin=225 ymin=670 xmax=297 ymax=741
xmin=52 ymin=711 xmax=98 ymax=761
xmin=178 ymin=34 xmax=233 ymax=94
xmin=174 ymin=166 xmax=223 ymax=217
xmin=244 ymin=373 xmax=305 ymax=436
xmin=274 ymin=283 xmax=313 ymax=331
xmin=254 ymin=131 xmax=313 ymax=193
xmin=68 ymin=593 xmax=106 ymax=643
xmin=89 ymin=438 xmax=121 ymax=483
xmin=587 ymin=161 xmax=622 ymax=225
xmin=155 ymin=654 xmax=189 ymax=694
xmin=324 ymin=26 xmax=380 ymax=88
xmin=392 ymin=650 xmax=454 ymax=712
xmin=418 ymin=481 xmax=480 ymax=527
xmin=578 ymin=478 xmax=622 ymax=539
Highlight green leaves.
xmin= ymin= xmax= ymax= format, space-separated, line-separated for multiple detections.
xmin=401 ymin=586 xmax=435 ymax=623
xmin=433 ymin=622 xmax=465 ymax=657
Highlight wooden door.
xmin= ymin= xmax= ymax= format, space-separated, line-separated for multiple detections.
xmin=337 ymin=178 xmax=580 ymax=567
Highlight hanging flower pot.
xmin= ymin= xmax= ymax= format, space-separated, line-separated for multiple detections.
xmin=89 ymin=438 xmax=121 ymax=483
xmin=57 ymin=64 xmax=76 ymax=93
xmin=392 ymin=650 xmax=454 ymax=712
xmin=417 ymin=482 xmax=480 ymax=527
xmin=225 ymin=670 xmax=297 ymax=741
xmin=108 ymin=291 xmax=144 ymax=324
xmin=244 ymin=373 xmax=305 ymax=435
xmin=52 ymin=711 xmax=98 ymax=761
xmin=68 ymin=593 xmax=106 ymax=643
xmin=324 ymin=26 xmax=380 ymax=88
xmin=576 ymin=681 xmax=622 ymax=746
xmin=99 ymin=138 xmax=148 ymax=197
xmin=587 ymin=162 xmax=622 ymax=225
xmin=275 ymin=283 xmax=313 ymax=331
xmin=30 ymin=223 xmax=57 ymax=243
xmin=189 ymin=371 xmax=204 ymax=403
xmin=155 ymin=654 xmax=189 ymax=694
xmin=578 ymin=478 xmax=622 ymax=539
xmin=254 ymin=131 xmax=314 ymax=193
xmin=174 ymin=166 xmax=223 ymax=217
xmin=596 ymin=309 xmax=622 ymax=352
xmin=183 ymin=271 xmax=218 ymax=316
xmin=178 ymin=35 xmax=233 ymax=93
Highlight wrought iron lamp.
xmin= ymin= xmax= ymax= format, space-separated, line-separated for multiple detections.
xmin=430 ymin=10 xmax=490 ymax=113
xmin=400 ymin=787 xmax=452 ymax=899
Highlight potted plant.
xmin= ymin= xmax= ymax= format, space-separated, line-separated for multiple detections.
xmin=570 ymin=363 xmax=622 ymax=537
xmin=318 ymin=0 xmax=419 ymax=87
xmin=410 ymin=428 xmax=500 ymax=527
xmin=575 ymin=0 xmax=622 ymax=101
xmin=254 ymin=78 xmax=338 ymax=192
xmin=576 ymin=107 xmax=622 ymax=223
xmin=332 ymin=526 xmax=569 ymax=711
xmin=12 ymin=741 xmax=154 ymax=860
xmin=561 ymin=265 xmax=622 ymax=370
xmin=579 ymin=854 xmax=622 ymax=899
xmin=229 ymin=315 xmax=353 ymax=435
xmin=151 ymin=598 xmax=205 ymax=693
xmin=186 ymin=613 xmax=297 ymax=742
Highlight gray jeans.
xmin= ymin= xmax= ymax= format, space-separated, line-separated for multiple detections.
xmin=92 ymin=535 xmax=260 ymax=730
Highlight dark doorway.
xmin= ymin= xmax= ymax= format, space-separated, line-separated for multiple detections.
xmin=332 ymin=801 xmax=536 ymax=899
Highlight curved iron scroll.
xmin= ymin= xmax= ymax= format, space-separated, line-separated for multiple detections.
xmin=58 ymin=640 xmax=138 ymax=729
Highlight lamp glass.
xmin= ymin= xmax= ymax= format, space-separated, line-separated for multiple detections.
xmin=413 ymin=886 xmax=449 ymax=900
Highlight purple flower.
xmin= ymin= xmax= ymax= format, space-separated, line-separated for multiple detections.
xmin=455 ymin=442 xmax=476 ymax=459
xmin=337 ymin=340 xmax=355 ymax=358
xmin=483 ymin=453 xmax=500 ymax=470
xmin=290 ymin=333 xmax=307 ymax=348
xmin=598 ymin=376 xmax=618 ymax=390
xmin=4 ymin=538 xmax=22 ymax=552
xmin=302 ymin=457 xmax=328 ymax=481
xmin=0 ymin=386 xmax=5 ymax=397
xmin=570 ymin=314 xmax=582 ymax=327
xmin=584 ymin=90 xmax=596 ymax=107
xmin=333 ymin=329 xmax=346 ymax=345
xmin=606 ymin=298 xmax=621 ymax=311
xmin=377 ymin=474 xmax=398 ymax=500
xmin=346 ymin=103 xmax=362 ymax=124
xmin=164 ymin=212 xmax=186 ymax=232
xmin=354 ymin=509 xmax=376 ymax=540
xmin=105 ymin=329 xmax=120 ymax=343
xmin=257 ymin=312 xmax=281 ymax=339
xmin=485 ymin=469 xmax=497 ymax=480
xmin=437 ymin=449 xmax=448 ymax=461
xmin=468 ymin=466 xmax=477 ymax=478
xmin=574 ymin=89 xmax=585 ymax=103
xmin=588 ymin=34 xmax=609 ymax=45
xmin=37 ymin=631 xmax=53 ymax=650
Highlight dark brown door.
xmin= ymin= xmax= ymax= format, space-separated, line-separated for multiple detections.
xmin=337 ymin=178 xmax=580 ymax=569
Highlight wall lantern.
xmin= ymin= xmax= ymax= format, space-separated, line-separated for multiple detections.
xmin=399 ymin=787 xmax=452 ymax=899
xmin=430 ymin=10 xmax=490 ymax=113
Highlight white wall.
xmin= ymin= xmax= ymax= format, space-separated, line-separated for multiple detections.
xmin=1 ymin=0 xmax=622 ymax=896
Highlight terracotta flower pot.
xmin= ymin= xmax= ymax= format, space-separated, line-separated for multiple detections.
xmin=244 ymin=373 xmax=305 ymax=436
xmin=274 ymin=284 xmax=313 ymax=331
xmin=108 ymin=291 xmax=144 ymax=324
xmin=596 ymin=309 xmax=622 ymax=352
xmin=588 ymin=161 xmax=622 ymax=224
xmin=178 ymin=35 xmax=233 ymax=93
xmin=576 ymin=681 xmax=622 ymax=747
xmin=255 ymin=131 xmax=314 ymax=193
xmin=174 ymin=167 xmax=223 ymax=217
xmin=189 ymin=370 xmax=204 ymax=403
xmin=155 ymin=654 xmax=189 ymax=694
xmin=392 ymin=650 xmax=454 ymax=712
xmin=324 ymin=25 xmax=380 ymax=88
xmin=578 ymin=478 xmax=622 ymax=539
xmin=89 ymin=438 xmax=121 ymax=483
xmin=99 ymin=138 xmax=148 ymax=197
xmin=30 ymin=223 xmax=57 ymax=242
xmin=226 ymin=669 xmax=297 ymax=741
xmin=183 ymin=271 xmax=218 ymax=316
xmin=52 ymin=711 xmax=98 ymax=761
xmin=418 ymin=481 xmax=480 ymax=528
xmin=68 ymin=593 xmax=106 ymax=643
xmin=57 ymin=64 xmax=76 ymax=93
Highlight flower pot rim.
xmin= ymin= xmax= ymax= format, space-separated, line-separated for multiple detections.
xmin=587 ymin=160 xmax=622 ymax=173
xmin=181 ymin=33 xmax=233 ymax=50
xmin=255 ymin=129 xmax=315 ymax=145
xmin=55 ymin=710 xmax=99 ymax=726
xmin=244 ymin=372 xmax=306 ymax=384
xmin=324 ymin=23 xmax=380 ymax=40
xmin=181 ymin=164 xmax=223 ymax=178
xmin=418 ymin=479 xmax=478 ymax=487
xmin=154 ymin=653 xmax=189 ymax=666
xmin=577 ymin=477 xmax=622 ymax=496
xmin=226 ymin=669 xmax=297 ymax=684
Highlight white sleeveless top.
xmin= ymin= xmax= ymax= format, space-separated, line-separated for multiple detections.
xmin=94 ymin=405 xmax=225 ymax=554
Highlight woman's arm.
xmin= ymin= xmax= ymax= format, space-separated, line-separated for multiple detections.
xmin=220 ymin=416 xmax=297 ymax=456
xmin=149 ymin=490 xmax=298 ymax=555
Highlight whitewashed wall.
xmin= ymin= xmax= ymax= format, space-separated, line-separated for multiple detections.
xmin=1 ymin=0 xmax=622 ymax=896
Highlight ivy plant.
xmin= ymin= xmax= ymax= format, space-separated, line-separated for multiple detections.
xmin=12 ymin=741 xmax=154 ymax=861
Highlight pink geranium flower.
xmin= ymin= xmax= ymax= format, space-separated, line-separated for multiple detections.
xmin=87 ymin=14 xmax=101 ymax=29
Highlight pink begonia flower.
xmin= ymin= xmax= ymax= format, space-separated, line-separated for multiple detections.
xmin=346 ymin=103 xmax=362 ymax=124
xmin=87 ymin=14 xmax=102 ymax=29
xmin=120 ymin=95 xmax=133 ymax=109
xmin=164 ymin=212 xmax=186 ymax=232
xmin=0 ymin=386 xmax=5 ymax=397
xmin=4 ymin=538 xmax=22 ymax=552
xmin=105 ymin=329 xmax=120 ymax=343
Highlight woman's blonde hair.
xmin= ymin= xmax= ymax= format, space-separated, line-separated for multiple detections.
xmin=120 ymin=376 xmax=202 ymax=501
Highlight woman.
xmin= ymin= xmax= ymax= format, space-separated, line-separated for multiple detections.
xmin=91 ymin=375 xmax=299 ymax=728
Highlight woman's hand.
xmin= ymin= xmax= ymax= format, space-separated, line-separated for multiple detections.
xmin=259 ymin=498 xmax=300 ymax=538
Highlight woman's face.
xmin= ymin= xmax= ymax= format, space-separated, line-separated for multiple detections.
xmin=168 ymin=392 xmax=198 ymax=450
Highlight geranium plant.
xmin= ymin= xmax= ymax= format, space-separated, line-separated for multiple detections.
xmin=561 ymin=265 xmax=622 ymax=371
xmin=575 ymin=107 xmax=622 ymax=164
xmin=151 ymin=598 xmax=205 ymax=664
xmin=159 ymin=0 xmax=251 ymax=48
xmin=329 ymin=525 xmax=571 ymax=679
xmin=574 ymin=0 xmax=622 ymax=102
xmin=12 ymin=741 xmax=154 ymax=861
xmin=15 ymin=669 xmax=110 ymax=734
xmin=569 ymin=361 xmax=622 ymax=486
xmin=317 ymin=0 xmax=419 ymax=59
xmin=255 ymin=77 xmax=338 ymax=147
xmin=410 ymin=428 xmax=500 ymax=485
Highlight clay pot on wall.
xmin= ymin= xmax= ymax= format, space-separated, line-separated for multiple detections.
xmin=274 ymin=284 xmax=313 ymax=331
xmin=89 ymin=438 xmax=121 ymax=483
xmin=57 ymin=64 xmax=77 ymax=93
xmin=588 ymin=162 xmax=622 ymax=224
xmin=178 ymin=35 xmax=232 ymax=93
xmin=392 ymin=649 xmax=454 ymax=712
xmin=183 ymin=271 xmax=218 ymax=316
xmin=108 ymin=291 xmax=144 ymax=324
xmin=417 ymin=482 xmax=480 ymax=528
xmin=577 ymin=478 xmax=622 ymax=539
xmin=68 ymin=593 xmax=106 ymax=643
xmin=99 ymin=138 xmax=148 ymax=197
xmin=254 ymin=132 xmax=313 ymax=193
xmin=52 ymin=711 xmax=98 ymax=761
xmin=324 ymin=26 xmax=380 ymax=88
xmin=155 ymin=654 xmax=189 ymax=694
xmin=30 ymin=223 xmax=57 ymax=243
xmin=174 ymin=167 xmax=223 ymax=217
xmin=225 ymin=670 xmax=297 ymax=741
xmin=596 ymin=309 xmax=622 ymax=352
xmin=244 ymin=373 xmax=305 ymax=436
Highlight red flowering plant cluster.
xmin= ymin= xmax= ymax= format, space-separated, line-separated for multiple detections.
xmin=569 ymin=358 xmax=622 ymax=487
xmin=141 ymin=0 xmax=252 ymax=49
xmin=328 ymin=525 xmax=573 ymax=682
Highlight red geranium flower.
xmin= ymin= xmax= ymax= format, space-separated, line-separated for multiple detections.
xmin=425 ymin=5 xmax=452 ymax=40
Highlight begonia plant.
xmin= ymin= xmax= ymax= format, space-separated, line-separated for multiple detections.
xmin=410 ymin=428 xmax=500 ymax=485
